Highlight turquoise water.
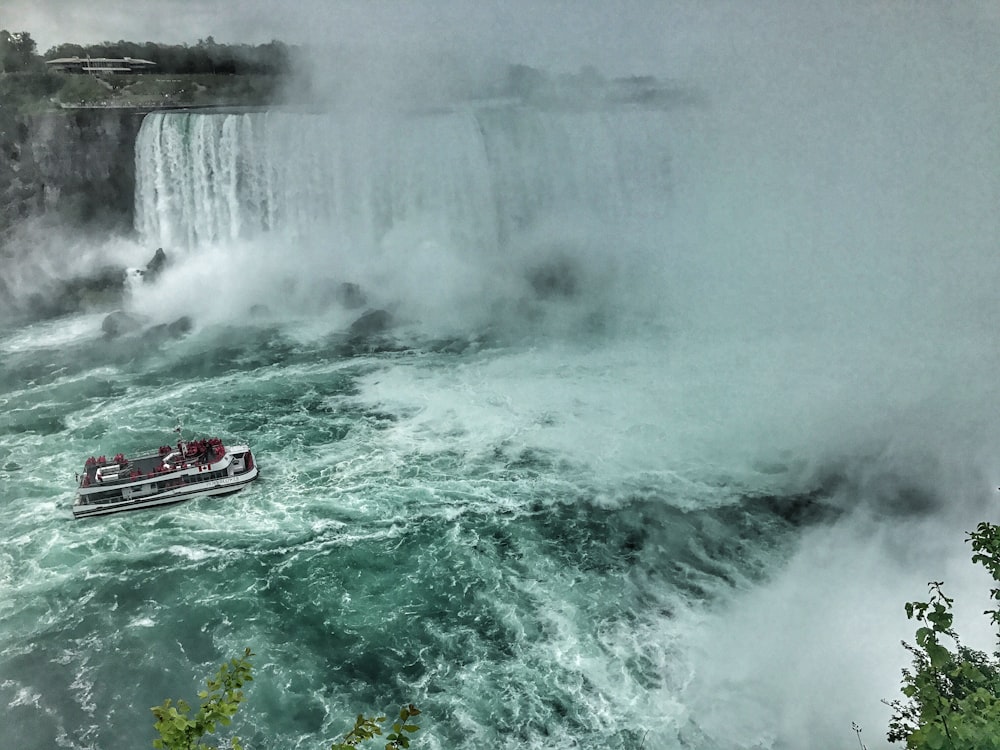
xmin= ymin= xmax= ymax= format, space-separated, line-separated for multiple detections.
xmin=5 ymin=97 xmax=1000 ymax=750
xmin=1 ymin=315 xmax=820 ymax=750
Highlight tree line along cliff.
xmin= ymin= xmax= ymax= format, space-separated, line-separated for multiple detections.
xmin=1 ymin=30 xmax=293 ymax=78
xmin=0 ymin=30 xmax=296 ymax=242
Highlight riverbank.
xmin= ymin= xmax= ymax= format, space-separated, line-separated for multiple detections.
xmin=0 ymin=71 xmax=287 ymax=242
xmin=0 ymin=71 xmax=287 ymax=113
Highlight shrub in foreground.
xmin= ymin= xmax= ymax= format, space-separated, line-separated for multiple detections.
xmin=151 ymin=648 xmax=420 ymax=750
xmin=885 ymin=522 xmax=1000 ymax=748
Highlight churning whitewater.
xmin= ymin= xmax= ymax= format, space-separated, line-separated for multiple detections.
xmin=5 ymin=20 xmax=1000 ymax=749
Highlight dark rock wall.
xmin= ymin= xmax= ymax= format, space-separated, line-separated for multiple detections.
xmin=0 ymin=109 xmax=149 ymax=322
xmin=0 ymin=109 xmax=147 ymax=238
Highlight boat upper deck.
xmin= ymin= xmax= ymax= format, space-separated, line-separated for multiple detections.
xmin=79 ymin=437 xmax=228 ymax=488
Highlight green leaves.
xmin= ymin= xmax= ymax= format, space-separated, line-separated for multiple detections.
xmin=927 ymin=609 xmax=954 ymax=632
xmin=887 ymin=522 xmax=1000 ymax=748
xmin=925 ymin=643 xmax=951 ymax=671
xmin=150 ymin=648 xmax=255 ymax=750
xmin=153 ymin=648 xmax=423 ymax=750
xmin=330 ymin=704 xmax=421 ymax=750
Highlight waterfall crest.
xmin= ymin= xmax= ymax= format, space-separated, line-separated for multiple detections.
xmin=134 ymin=107 xmax=672 ymax=253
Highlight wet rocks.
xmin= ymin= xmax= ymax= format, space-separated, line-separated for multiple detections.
xmin=101 ymin=310 xmax=143 ymax=338
xmin=142 ymin=247 xmax=167 ymax=282
xmin=527 ymin=256 xmax=580 ymax=299
xmin=101 ymin=310 xmax=192 ymax=341
xmin=348 ymin=308 xmax=393 ymax=337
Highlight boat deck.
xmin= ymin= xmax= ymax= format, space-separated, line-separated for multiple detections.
xmin=79 ymin=438 xmax=227 ymax=488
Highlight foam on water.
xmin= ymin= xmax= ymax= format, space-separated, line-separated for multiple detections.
xmin=0 ymin=314 xmax=108 ymax=355
xmin=7 ymin=8 xmax=1000 ymax=746
xmin=5 ymin=255 xmax=1000 ymax=750
xmin=0 ymin=316 xmax=830 ymax=749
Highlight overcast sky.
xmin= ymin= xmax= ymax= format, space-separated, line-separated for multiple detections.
xmin=3 ymin=0 xmax=696 ymax=77
xmin=4 ymin=1 xmax=1000 ymax=83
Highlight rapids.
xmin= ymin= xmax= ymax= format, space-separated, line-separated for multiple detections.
xmin=4 ymin=24 xmax=1000 ymax=749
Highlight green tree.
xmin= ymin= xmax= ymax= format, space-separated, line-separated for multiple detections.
xmin=44 ymin=42 xmax=86 ymax=60
xmin=330 ymin=705 xmax=421 ymax=750
xmin=151 ymin=647 xmax=255 ymax=750
xmin=886 ymin=522 xmax=1000 ymax=748
xmin=0 ymin=30 xmax=40 ymax=72
xmin=151 ymin=649 xmax=421 ymax=750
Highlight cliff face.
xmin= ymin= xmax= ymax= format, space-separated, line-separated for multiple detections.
xmin=0 ymin=109 xmax=147 ymax=238
xmin=0 ymin=109 xmax=149 ymax=321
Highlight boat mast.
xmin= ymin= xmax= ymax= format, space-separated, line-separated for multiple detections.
xmin=174 ymin=419 xmax=186 ymax=454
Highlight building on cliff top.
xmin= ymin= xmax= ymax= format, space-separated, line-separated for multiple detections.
xmin=46 ymin=56 xmax=156 ymax=74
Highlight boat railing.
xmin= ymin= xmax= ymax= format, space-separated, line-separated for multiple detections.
xmin=82 ymin=453 xmax=178 ymax=488
xmin=80 ymin=439 xmax=240 ymax=487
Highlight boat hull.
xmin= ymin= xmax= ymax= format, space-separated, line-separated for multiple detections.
xmin=73 ymin=466 xmax=259 ymax=519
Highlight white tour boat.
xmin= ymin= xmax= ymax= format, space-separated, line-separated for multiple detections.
xmin=73 ymin=434 xmax=259 ymax=519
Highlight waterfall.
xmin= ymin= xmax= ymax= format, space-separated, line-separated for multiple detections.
xmin=133 ymin=106 xmax=672 ymax=254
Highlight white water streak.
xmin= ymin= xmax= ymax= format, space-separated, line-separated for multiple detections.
xmin=134 ymin=108 xmax=671 ymax=254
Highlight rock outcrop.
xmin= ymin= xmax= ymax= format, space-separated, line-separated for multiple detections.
xmin=348 ymin=309 xmax=393 ymax=337
xmin=0 ymin=108 xmax=147 ymax=238
xmin=142 ymin=247 xmax=168 ymax=282
xmin=101 ymin=311 xmax=192 ymax=342
xmin=101 ymin=310 xmax=143 ymax=339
